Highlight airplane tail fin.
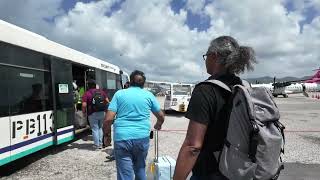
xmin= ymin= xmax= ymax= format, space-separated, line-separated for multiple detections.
xmin=305 ymin=68 xmax=320 ymax=83
xmin=311 ymin=69 xmax=320 ymax=79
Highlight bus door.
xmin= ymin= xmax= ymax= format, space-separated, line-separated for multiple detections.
xmin=51 ymin=58 xmax=75 ymax=145
xmin=85 ymin=68 xmax=95 ymax=90
xmin=0 ymin=65 xmax=10 ymax=166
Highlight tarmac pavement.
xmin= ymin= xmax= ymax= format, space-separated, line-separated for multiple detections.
xmin=1 ymin=94 xmax=320 ymax=179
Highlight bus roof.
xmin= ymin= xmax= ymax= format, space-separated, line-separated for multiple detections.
xmin=0 ymin=20 xmax=120 ymax=74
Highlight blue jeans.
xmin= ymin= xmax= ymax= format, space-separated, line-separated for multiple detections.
xmin=88 ymin=112 xmax=104 ymax=147
xmin=114 ymin=137 xmax=149 ymax=180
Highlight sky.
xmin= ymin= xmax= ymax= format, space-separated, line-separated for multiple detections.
xmin=0 ymin=0 xmax=319 ymax=83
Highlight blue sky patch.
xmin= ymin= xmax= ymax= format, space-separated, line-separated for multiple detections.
xmin=186 ymin=12 xmax=211 ymax=32
xmin=170 ymin=0 xmax=211 ymax=32
xmin=282 ymin=0 xmax=319 ymax=33
xmin=105 ymin=0 xmax=125 ymax=17
xmin=299 ymin=6 xmax=319 ymax=33
xmin=61 ymin=0 xmax=92 ymax=12
xmin=170 ymin=0 xmax=186 ymax=14
xmin=283 ymin=0 xmax=295 ymax=15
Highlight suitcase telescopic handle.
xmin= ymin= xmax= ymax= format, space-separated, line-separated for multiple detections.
xmin=154 ymin=130 xmax=159 ymax=162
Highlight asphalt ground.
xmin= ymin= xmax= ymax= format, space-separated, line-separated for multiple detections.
xmin=1 ymin=94 xmax=320 ymax=180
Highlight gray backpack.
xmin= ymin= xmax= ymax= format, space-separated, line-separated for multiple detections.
xmin=205 ymin=79 xmax=285 ymax=180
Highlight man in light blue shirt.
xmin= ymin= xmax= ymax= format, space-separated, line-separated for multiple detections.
xmin=103 ymin=70 xmax=165 ymax=180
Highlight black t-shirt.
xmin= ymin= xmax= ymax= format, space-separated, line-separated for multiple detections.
xmin=185 ymin=73 xmax=242 ymax=176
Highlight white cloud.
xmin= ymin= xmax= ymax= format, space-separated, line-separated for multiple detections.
xmin=186 ymin=0 xmax=206 ymax=14
xmin=0 ymin=0 xmax=319 ymax=82
xmin=0 ymin=0 xmax=63 ymax=35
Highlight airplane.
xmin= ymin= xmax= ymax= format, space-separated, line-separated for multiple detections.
xmin=251 ymin=67 xmax=320 ymax=98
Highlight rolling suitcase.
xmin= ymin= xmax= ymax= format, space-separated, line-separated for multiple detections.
xmin=147 ymin=130 xmax=176 ymax=180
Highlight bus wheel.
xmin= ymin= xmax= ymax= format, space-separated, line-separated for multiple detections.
xmin=165 ymin=110 xmax=170 ymax=114
xmin=283 ymin=94 xmax=288 ymax=98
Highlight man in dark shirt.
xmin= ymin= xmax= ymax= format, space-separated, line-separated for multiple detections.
xmin=174 ymin=36 xmax=257 ymax=180
xmin=82 ymin=80 xmax=109 ymax=149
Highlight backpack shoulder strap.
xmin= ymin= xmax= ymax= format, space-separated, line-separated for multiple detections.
xmin=241 ymin=80 xmax=251 ymax=88
xmin=203 ymin=79 xmax=232 ymax=92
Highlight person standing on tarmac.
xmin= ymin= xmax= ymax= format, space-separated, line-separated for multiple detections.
xmin=82 ymin=80 xmax=109 ymax=149
xmin=103 ymin=70 xmax=165 ymax=180
xmin=174 ymin=36 xmax=257 ymax=180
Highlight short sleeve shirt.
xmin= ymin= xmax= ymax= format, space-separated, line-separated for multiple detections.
xmin=82 ymin=88 xmax=107 ymax=115
xmin=185 ymin=73 xmax=242 ymax=175
xmin=108 ymin=86 xmax=161 ymax=141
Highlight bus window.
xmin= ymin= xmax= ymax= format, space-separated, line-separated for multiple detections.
xmin=0 ymin=42 xmax=12 ymax=64
xmin=106 ymin=72 xmax=117 ymax=98
xmin=4 ymin=43 xmax=50 ymax=71
xmin=116 ymin=74 xmax=122 ymax=90
xmin=0 ymin=65 xmax=9 ymax=117
xmin=98 ymin=70 xmax=109 ymax=98
xmin=8 ymin=67 xmax=53 ymax=115
xmin=95 ymin=69 xmax=102 ymax=89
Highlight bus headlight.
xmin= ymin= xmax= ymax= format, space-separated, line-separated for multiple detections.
xmin=187 ymin=98 xmax=190 ymax=101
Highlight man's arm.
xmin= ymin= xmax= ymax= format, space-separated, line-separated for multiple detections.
xmin=173 ymin=120 xmax=207 ymax=180
xmin=105 ymin=97 xmax=110 ymax=103
xmin=152 ymin=110 xmax=165 ymax=130
xmin=103 ymin=110 xmax=116 ymax=142
xmin=82 ymin=102 xmax=87 ymax=115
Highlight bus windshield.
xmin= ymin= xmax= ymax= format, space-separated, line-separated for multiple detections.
xmin=172 ymin=85 xmax=191 ymax=96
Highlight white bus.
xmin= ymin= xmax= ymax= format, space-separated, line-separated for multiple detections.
xmin=164 ymin=83 xmax=194 ymax=113
xmin=0 ymin=20 xmax=129 ymax=166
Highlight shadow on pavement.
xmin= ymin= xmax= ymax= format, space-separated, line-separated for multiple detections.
xmin=164 ymin=110 xmax=186 ymax=117
xmin=0 ymin=131 xmax=91 ymax=177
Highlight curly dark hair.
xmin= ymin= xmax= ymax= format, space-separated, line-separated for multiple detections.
xmin=129 ymin=70 xmax=146 ymax=88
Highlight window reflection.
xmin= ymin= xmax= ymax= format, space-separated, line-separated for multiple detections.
xmin=9 ymin=67 xmax=53 ymax=115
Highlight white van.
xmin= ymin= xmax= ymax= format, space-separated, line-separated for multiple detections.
xmin=164 ymin=83 xmax=194 ymax=113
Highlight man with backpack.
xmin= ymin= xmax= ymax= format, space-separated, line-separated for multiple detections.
xmin=174 ymin=36 xmax=285 ymax=180
xmin=82 ymin=79 xmax=109 ymax=149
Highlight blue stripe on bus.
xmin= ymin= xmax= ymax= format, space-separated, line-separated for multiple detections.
xmin=57 ymin=128 xmax=74 ymax=136
xmin=0 ymin=133 xmax=53 ymax=154
xmin=0 ymin=127 xmax=74 ymax=154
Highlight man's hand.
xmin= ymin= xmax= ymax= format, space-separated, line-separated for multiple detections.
xmin=103 ymin=110 xmax=116 ymax=147
xmin=104 ymin=134 xmax=111 ymax=147
xmin=154 ymin=121 xmax=162 ymax=130
xmin=152 ymin=110 xmax=165 ymax=130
